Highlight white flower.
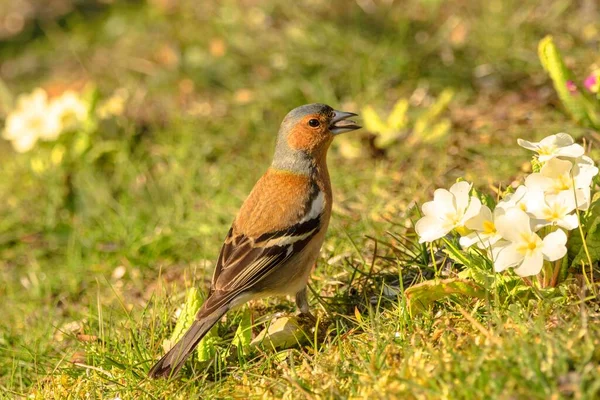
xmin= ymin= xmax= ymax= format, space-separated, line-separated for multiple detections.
xmin=525 ymin=157 xmax=593 ymax=210
xmin=492 ymin=208 xmax=567 ymax=276
xmin=517 ymin=133 xmax=584 ymax=162
xmin=459 ymin=205 xmax=503 ymax=249
xmin=496 ymin=185 xmax=543 ymax=214
xmin=48 ymin=90 xmax=89 ymax=135
xmin=530 ymin=191 xmax=579 ymax=231
xmin=2 ymin=89 xmax=61 ymax=152
xmin=415 ymin=181 xmax=482 ymax=243
xmin=572 ymin=155 xmax=599 ymax=187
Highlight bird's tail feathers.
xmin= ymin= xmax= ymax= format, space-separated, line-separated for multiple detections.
xmin=148 ymin=305 xmax=228 ymax=379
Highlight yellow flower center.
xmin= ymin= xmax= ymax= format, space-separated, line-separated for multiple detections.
xmin=551 ymin=174 xmax=572 ymax=192
xmin=445 ymin=211 xmax=463 ymax=226
xmin=28 ymin=116 xmax=45 ymax=132
xmin=542 ymin=203 xmax=568 ymax=222
xmin=538 ymin=145 xmax=555 ymax=156
xmin=455 ymin=225 xmax=469 ymax=236
xmin=516 ymin=233 xmax=542 ymax=256
xmin=482 ymin=220 xmax=496 ymax=235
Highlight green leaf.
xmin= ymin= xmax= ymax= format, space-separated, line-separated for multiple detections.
xmin=231 ymin=306 xmax=252 ymax=355
xmin=196 ymin=327 xmax=219 ymax=362
xmin=412 ymin=88 xmax=454 ymax=141
xmin=558 ymin=252 xmax=570 ymax=285
xmin=569 ymin=195 xmax=600 ymax=268
xmin=531 ymin=156 xmax=542 ymax=173
xmin=386 ymin=99 xmax=409 ymax=131
xmin=442 ymin=238 xmax=471 ymax=267
xmin=421 ymin=119 xmax=451 ymax=145
xmin=162 ymin=287 xmax=203 ymax=355
xmin=361 ymin=105 xmax=388 ymax=134
xmin=249 ymin=316 xmax=309 ymax=350
xmin=404 ymin=278 xmax=486 ymax=315
xmin=538 ymin=36 xmax=600 ymax=129
xmin=168 ymin=287 xmax=202 ymax=344
xmin=427 ymin=88 xmax=454 ymax=120
xmin=0 ymin=76 xmax=13 ymax=116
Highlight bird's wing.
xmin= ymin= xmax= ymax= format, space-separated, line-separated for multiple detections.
xmin=203 ymin=214 xmax=321 ymax=316
xmin=207 ymin=169 xmax=325 ymax=309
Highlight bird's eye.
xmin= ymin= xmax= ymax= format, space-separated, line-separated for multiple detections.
xmin=308 ymin=119 xmax=320 ymax=127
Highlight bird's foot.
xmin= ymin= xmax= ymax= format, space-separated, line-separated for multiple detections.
xmin=297 ymin=310 xmax=317 ymax=324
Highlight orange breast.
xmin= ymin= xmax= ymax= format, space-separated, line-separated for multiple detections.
xmin=234 ymin=169 xmax=315 ymax=238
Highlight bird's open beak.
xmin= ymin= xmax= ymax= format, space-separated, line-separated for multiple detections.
xmin=329 ymin=110 xmax=361 ymax=135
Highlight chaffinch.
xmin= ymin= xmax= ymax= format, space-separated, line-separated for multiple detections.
xmin=148 ymin=103 xmax=361 ymax=378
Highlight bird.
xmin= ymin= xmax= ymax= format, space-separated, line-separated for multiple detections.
xmin=148 ymin=103 xmax=361 ymax=378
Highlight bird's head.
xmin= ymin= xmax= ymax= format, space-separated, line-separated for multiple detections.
xmin=272 ymin=103 xmax=361 ymax=172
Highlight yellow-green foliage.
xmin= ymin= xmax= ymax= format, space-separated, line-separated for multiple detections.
xmin=196 ymin=326 xmax=219 ymax=362
xmin=538 ymin=36 xmax=600 ymax=129
xmin=231 ymin=306 xmax=252 ymax=355
xmin=404 ymin=278 xmax=486 ymax=315
xmin=249 ymin=316 xmax=308 ymax=350
xmin=361 ymin=89 xmax=454 ymax=149
xmin=568 ymin=193 xmax=600 ymax=269
xmin=168 ymin=287 xmax=202 ymax=345
xmin=165 ymin=287 xmax=220 ymax=362
xmin=412 ymin=88 xmax=454 ymax=145
xmin=362 ymin=100 xmax=408 ymax=148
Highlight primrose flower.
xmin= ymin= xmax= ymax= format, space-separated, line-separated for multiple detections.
xmin=459 ymin=205 xmax=503 ymax=249
xmin=572 ymin=155 xmax=599 ymax=187
xmin=584 ymin=71 xmax=599 ymax=93
xmin=525 ymin=157 xmax=595 ymax=210
xmin=529 ymin=191 xmax=579 ymax=231
xmin=2 ymin=88 xmax=61 ymax=152
xmin=517 ymin=133 xmax=584 ymax=162
xmin=49 ymin=90 xmax=89 ymax=134
xmin=415 ymin=181 xmax=482 ymax=243
xmin=492 ymin=208 xmax=567 ymax=276
xmin=496 ymin=185 xmax=543 ymax=214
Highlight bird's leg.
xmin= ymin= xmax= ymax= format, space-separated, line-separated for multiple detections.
xmin=295 ymin=287 xmax=316 ymax=323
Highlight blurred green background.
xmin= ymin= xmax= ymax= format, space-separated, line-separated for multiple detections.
xmin=1 ymin=0 xmax=599 ymax=398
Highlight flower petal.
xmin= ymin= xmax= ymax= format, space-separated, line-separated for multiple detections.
xmin=541 ymin=157 xmax=572 ymax=179
xmin=12 ymin=133 xmax=38 ymax=153
xmin=525 ymin=174 xmax=553 ymax=192
xmin=465 ymin=205 xmax=493 ymax=230
xmin=415 ymin=216 xmax=451 ymax=243
xmin=557 ymin=214 xmax=579 ymax=231
xmin=573 ymin=162 xmax=599 ymax=189
xmin=541 ymin=229 xmax=567 ymax=261
xmin=554 ymin=190 xmax=577 ymax=211
xmin=431 ymin=188 xmax=456 ymax=216
xmin=475 ymin=233 xmax=502 ymax=250
xmin=421 ymin=200 xmax=437 ymax=217
xmin=497 ymin=186 xmax=531 ymax=211
xmin=495 ymin=207 xmax=532 ymax=242
xmin=575 ymin=155 xmax=595 ymax=166
xmin=551 ymin=132 xmax=575 ymax=147
xmin=555 ymin=143 xmax=584 ymax=159
xmin=522 ymin=189 xmax=545 ymax=214
xmin=459 ymin=232 xmax=481 ymax=248
xmin=517 ymin=138 xmax=539 ymax=151
xmin=492 ymin=242 xmax=522 ymax=272
xmin=514 ymin=250 xmax=544 ymax=276
xmin=449 ymin=181 xmax=472 ymax=213
xmin=575 ymin=188 xmax=591 ymax=210
xmin=461 ymin=196 xmax=482 ymax=223
xmin=531 ymin=218 xmax=550 ymax=231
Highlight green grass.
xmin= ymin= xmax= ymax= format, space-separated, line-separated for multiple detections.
xmin=1 ymin=0 xmax=599 ymax=398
